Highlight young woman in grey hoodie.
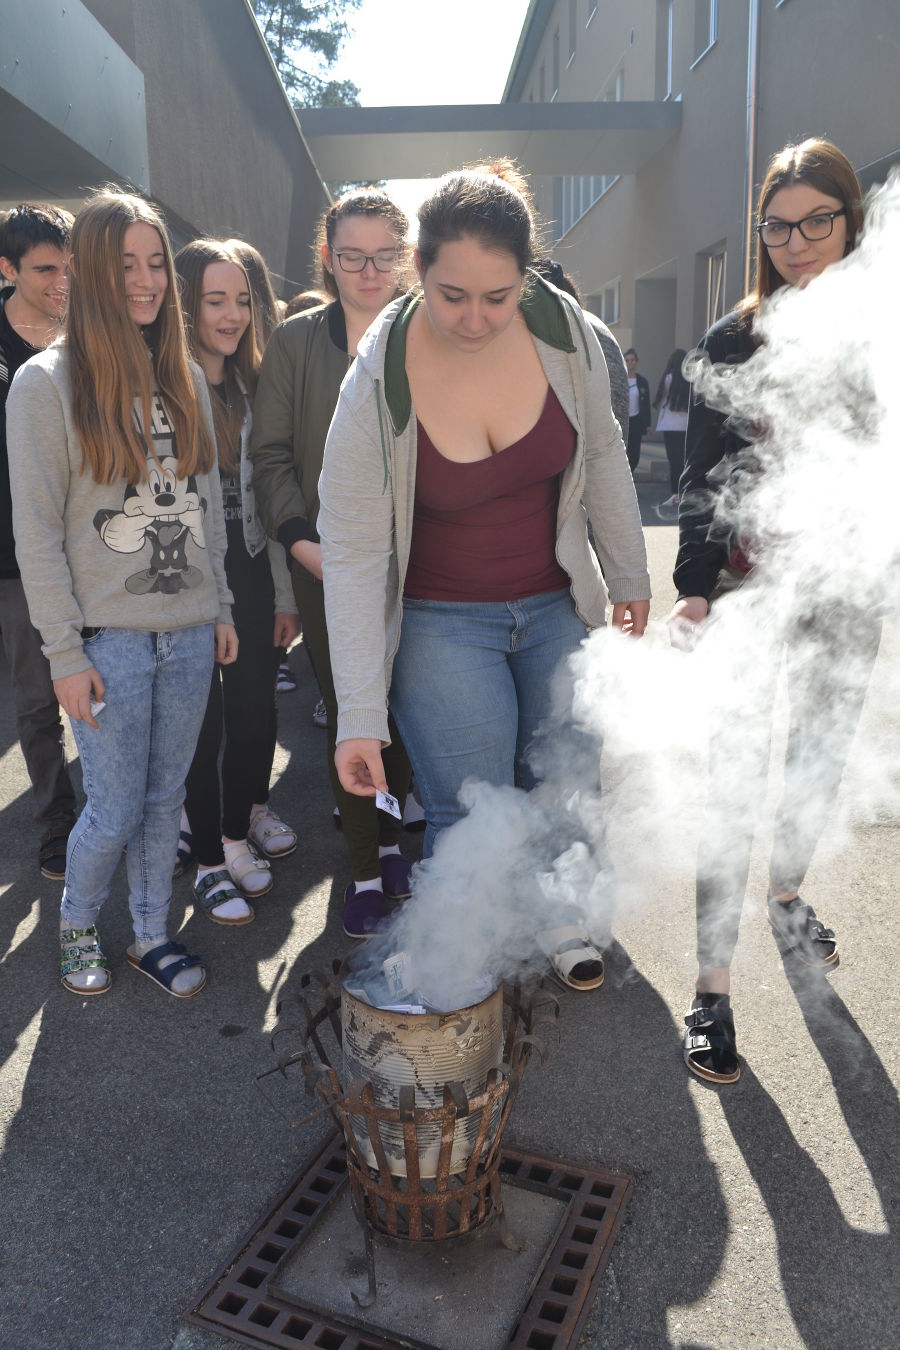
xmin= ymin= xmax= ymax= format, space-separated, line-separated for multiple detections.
xmin=7 ymin=189 xmax=236 ymax=999
xmin=318 ymin=163 xmax=650 ymax=990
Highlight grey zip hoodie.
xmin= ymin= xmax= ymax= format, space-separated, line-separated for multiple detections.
xmin=7 ymin=345 xmax=233 ymax=679
xmin=318 ymin=274 xmax=650 ymax=747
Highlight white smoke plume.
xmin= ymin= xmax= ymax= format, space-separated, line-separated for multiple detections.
xmin=348 ymin=173 xmax=900 ymax=1011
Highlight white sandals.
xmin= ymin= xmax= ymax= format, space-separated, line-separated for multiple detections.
xmin=248 ymin=806 xmax=297 ymax=859
xmin=537 ymin=925 xmax=605 ymax=992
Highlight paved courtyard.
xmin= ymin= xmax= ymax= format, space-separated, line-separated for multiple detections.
xmin=1 ymin=481 xmax=898 ymax=1349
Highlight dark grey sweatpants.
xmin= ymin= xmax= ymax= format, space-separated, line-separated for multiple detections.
xmin=0 ymin=577 xmax=76 ymax=842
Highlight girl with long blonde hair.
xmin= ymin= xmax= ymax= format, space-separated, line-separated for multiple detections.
xmin=175 ymin=240 xmax=298 ymax=923
xmin=7 ymin=187 xmax=237 ymax=998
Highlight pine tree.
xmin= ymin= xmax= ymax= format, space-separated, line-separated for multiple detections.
xmin=252 ymin=0 xmax=361 ymax=107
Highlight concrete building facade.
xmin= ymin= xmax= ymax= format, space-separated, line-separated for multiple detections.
xmin=0 ymin=0 xmax=329 ymax=293
xmin=504 ymin=0 xmax=900 ymax=393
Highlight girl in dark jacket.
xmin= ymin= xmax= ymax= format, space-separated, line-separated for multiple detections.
xmin=671 ymin=139 xmax=880 ymax=1084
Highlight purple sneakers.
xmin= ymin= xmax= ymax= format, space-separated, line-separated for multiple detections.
xmin=380 ymin=853 xmax=412 ymax=901
xmin=342 ymin=883 xmax=387 ymax=939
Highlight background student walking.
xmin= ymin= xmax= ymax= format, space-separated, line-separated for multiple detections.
xmin=623 ymin=346 xmax=651 ymax=473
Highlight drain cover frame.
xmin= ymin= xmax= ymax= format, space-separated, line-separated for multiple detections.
xmin=185 ymin=1131 xmax=631 ymax=1350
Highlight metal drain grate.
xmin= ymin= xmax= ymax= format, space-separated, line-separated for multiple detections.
xmin=185 ymin=1132 xmax=631 ymax=1350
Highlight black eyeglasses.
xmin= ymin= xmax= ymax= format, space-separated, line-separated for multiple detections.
xmin=756 ymin=208 xmax=847 ymax=248
xmin=332 ymin=249 xmax=402 ymax=274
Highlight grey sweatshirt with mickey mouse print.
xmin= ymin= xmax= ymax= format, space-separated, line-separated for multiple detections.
xmin=6 ymin=344 xmax=232 ymax=680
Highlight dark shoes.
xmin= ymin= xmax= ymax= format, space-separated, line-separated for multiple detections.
xmin=683 ymin=993 xmax=741 ymax=1084
xmin=768 ymin=895 xmax=839 ymax=969
xmin=39 ymin=833 xmax=70 ymax=882
xmin=380 ymin=853 xmax=412 ymax=901
xmin=342 ymin=883 xmax=387 ymax=939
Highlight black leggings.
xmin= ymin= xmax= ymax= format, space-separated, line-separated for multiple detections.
xmin=696 ymin=608 xmax=881 ymax=969
xmin=184 ymin=616 xmax=279 ymax=866
xmin=292 ymin=565 xmax=410 ymax=882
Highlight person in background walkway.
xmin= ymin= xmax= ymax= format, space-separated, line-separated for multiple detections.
xmin=653 ymin=348 xmax=690 ymax=519
xmin=7 ymin=188 xmax=236 ymax=998
xmin=624 ymin=347 xmax=651 ymax=473
xmin=251 ymin=188 xmax=414 ymax=939
xmin=176 ymin=241 xmax=298 ymax=924
xmin=0 ymin=203 xmax=78 ymax=881
xmin=318 ymin=162 xmax=650 ymax=987
xmin=670 ymin=138 xmax=878 ymax=1083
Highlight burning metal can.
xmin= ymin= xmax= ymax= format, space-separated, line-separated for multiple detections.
xmin=341 ymin=982 xmax=504 ymax=1179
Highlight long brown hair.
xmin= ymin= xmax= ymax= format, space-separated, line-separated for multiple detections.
xmin=225 ymin=238 xmax=281 ymax=346
xmin=67 ymin=187 xmax=213 ymax=484
xmin=745 ymin=138 xmax=863 ymax=312
xmin=175 ymin=240 xmax=261 ymax=475
xmin=315 ymin=188 xmax=409 ymax=299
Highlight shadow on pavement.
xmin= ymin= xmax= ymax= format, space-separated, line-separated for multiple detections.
xmin=519 ymin=939 xmax=730 ymax=1348
xmin=720 ymin=965 xmax=900 ymax=1349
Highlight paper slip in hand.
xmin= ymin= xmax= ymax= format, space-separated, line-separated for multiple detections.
xmin=90 ymin=700 xmax=106 ymax=717
xmin=375 ymin=789 xmax=401 ymax=819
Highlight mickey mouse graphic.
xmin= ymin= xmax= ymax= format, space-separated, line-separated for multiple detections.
xmin=93 ymin=454 xmax=207 ymax=595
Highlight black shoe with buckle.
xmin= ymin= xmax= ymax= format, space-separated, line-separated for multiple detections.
xmin=683 ymin=993 xmax=741 ymax=1084
xmin=768 ymin=895 xmax=839 ymax=969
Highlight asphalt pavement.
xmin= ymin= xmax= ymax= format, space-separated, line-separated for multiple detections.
xmin=1 ymin=469 xmax=898 ymax=1349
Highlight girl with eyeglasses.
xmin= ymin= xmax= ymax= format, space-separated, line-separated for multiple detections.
xmin=251 ymin=189 xmax=415 ymax=939
xmin=317 ymin=161 xmax=649 ymax=987
xmin=6 ymin=189 xmax=237 ymax=998
xmin=669 ymin=138 xmax=880 ymax=1083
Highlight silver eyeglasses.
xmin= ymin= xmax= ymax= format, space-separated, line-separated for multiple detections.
xmin=332 ymin=249 xmax=401 ymax=273
xmin=756 ymin=208 xmax=847 ymax=248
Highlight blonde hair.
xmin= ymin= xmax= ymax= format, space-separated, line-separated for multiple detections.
xmin=67 ymin=187 xmax=213 ymax=484
xmin=175 ymin=240 xmax=261 ymax=474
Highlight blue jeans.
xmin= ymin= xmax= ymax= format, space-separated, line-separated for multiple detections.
xmin=62 ymin=625 xmax=214 ymax=944
xmin=389 ymin=589 xmax=587 ymax=856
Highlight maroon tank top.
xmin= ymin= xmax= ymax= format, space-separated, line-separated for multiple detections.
xmin=404 ymin=385 xmax=575 ymax=602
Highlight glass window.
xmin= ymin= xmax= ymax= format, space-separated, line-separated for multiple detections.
xmin=569 ymin=0 xmax=577 ymax=59
xmin=706 ymin=249 xmax=726 ymax=328
xmin=552 ymin=28 xmax=560 ymax=97
xmin=693 ymin=0 xmax=718 ymax=61
xmin=600 ymin=282 xmax=621 ymax=325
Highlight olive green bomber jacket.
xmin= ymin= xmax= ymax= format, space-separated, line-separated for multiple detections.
xmin=249 ymin=301 xmax=350 ymax=554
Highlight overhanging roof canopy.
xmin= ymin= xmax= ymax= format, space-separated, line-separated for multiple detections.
xmin=298 ymin=102 xmax=681 ymax=183
xmin=0 ymin=0 xmax=148 ymax=203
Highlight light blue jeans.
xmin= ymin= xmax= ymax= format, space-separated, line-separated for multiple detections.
xmin=62 ymin=625 xmax=215 ymax=944
xmin=389 ymin=588 xmax=587 ymax=856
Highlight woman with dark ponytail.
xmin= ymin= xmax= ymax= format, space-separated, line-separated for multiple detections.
xmin=318 ymin=161 xmax=650 ymax=986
